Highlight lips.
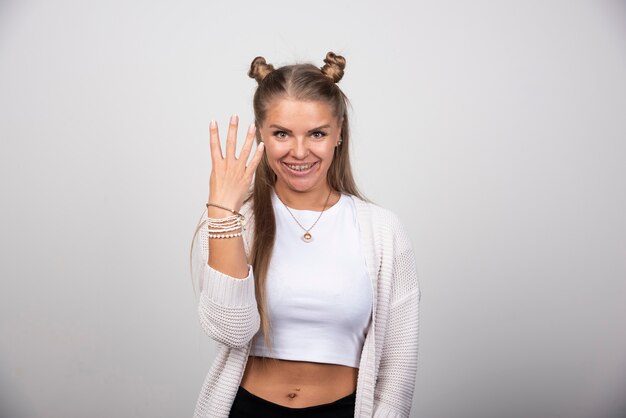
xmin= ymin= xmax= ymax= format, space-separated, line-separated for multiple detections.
xmin=282 ymin=161 xmax=318 ymax=175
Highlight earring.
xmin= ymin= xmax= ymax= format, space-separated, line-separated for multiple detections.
xmin=337 ymin=138 xmax=343 ymax=146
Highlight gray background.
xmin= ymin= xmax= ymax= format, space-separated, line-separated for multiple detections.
xmin=1 ymin=0 xmax=625 ymax=417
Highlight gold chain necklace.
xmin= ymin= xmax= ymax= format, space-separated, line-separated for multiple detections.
xmin=277 ymin=189 xmax=333 ymax=243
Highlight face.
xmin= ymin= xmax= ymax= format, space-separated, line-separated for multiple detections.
xmin=259 ymin=98 xmax=342 ymax=195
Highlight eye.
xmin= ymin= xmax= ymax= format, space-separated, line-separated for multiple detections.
xmin=311 ymin=131 xmax=327 ymax=140
xmin=273 ymin=131 xmax=288 ymax=140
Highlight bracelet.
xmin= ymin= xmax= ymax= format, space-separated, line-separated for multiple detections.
xmin=206 ymin=203 xmax=243 ymax=218
xmin=208 ymin=231 xmax=243 ymax=239
xmin=203 ymin=201 xmax=245 ymax=240
xmin=207 ymin=225 xmax=241 ymax=233
xmin=204 ymin=213 xmax=244 ymax=239
xmin=206 ymin=214 xmax=241 ymax=226
xmin=206 ymin=215 xmax=243 ymax=230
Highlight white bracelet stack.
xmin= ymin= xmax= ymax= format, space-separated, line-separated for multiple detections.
xmin=205 ymin=214 xmax=244 ymax=239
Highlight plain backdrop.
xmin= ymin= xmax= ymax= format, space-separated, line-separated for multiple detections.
xmin=1 ymin=1 xmax=625 ymax=417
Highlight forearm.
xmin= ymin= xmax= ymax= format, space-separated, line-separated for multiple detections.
xmin=204 ymin=115 xmax=264 ymax=279
xmin=197 ymin=265 xmax=260 ymax=347
xmin=206 ymin=206 xmax=249 ymax=279
xmin=195 ymin=115 xmax=263 ymax=345
xmin=196 ymin=206 xmax=260 ymax=347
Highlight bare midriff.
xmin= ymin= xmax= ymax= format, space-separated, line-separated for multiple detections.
xmin=240 ymin=356 xmax=358 ymax=408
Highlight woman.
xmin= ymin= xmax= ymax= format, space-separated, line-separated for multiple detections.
xmin=191 ymin=52 xmax=420 ymax=418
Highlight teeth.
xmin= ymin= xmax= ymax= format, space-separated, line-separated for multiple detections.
xmin=286 ymin=163 xmax=314 ymax=171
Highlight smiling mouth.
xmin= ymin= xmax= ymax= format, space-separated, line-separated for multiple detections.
xmin=282 ymin=161 xmax=318 ymax=172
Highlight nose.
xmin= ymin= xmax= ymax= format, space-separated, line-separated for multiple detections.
xmin=292 ymin=137 xmax=309 ymax=160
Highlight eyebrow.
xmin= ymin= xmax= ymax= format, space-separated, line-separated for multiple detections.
xmin=269 ymin=124 xmax=331 ymax=133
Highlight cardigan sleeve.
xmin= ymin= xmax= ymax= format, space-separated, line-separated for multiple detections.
xmin=374 ymin=215 xmax=421 ymax=418
xmin=192 ymin=209 xmax=260 ymax=348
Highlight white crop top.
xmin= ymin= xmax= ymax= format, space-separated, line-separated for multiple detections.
xmin=249 ymin=191 xmax=373 ymax=368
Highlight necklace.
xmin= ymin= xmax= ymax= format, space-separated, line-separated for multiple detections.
xmin=277 ymin=189 xmax=334 ymax=243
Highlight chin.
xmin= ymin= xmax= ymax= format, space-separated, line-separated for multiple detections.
xmin=281 ymin=178 xmax=321 ymax=193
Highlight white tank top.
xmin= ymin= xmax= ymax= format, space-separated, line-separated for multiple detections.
xmin=249 ymin=191 xmax=373 ymax=368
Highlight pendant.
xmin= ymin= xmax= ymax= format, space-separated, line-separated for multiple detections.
xmin=303 ymin=232 xmax=313 ymax=242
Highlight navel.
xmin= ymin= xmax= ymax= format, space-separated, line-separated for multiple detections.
xmin=286 ymin=388 xmax=301 ymax=399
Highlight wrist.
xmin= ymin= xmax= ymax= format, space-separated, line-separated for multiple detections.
xmin=207 ymin=195 xmax=243 ymax=212
xmin=207 ymin=206 xmax=237 ymax=218
xmin=205 ymin=199 xmax=246 ymax=221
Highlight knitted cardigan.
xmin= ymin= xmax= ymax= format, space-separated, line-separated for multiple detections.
xmin=192 ymin=195 xmax=420 ymax=418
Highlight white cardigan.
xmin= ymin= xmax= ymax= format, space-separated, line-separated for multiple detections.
xmin=192 ymin=195 xmax=421 ymax=418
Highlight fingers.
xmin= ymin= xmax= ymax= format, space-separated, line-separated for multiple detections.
xmin=225 ymin=114 xmax=238 ymax=159
xmin=245 ymin=142 xmax=265 ymax=179
xmin=209 ymin=119 xmax=223 ymax=163
xmin=210 ymin=115 xmax=256 ymax=167
xmin=239 ymin=123 xmax=257 ymax=162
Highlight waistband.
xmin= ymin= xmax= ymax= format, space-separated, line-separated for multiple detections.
xmin=231 ymin=385 xmax=356 ymax=416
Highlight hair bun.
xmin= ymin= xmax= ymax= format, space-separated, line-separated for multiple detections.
xmin=248 ymin=56 xmax=275 ymax=83
xmin=320 ymin=51 xmax=346 ymax=83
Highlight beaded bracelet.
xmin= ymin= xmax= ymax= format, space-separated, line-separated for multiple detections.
xmin=204 ymin=213 xmax=244 ymax=239
xmin=207 ymin=225 xmax=241 ymax=233
xmin=208 ymin=231 xmax=243 ymax=239
xmin=206 ymin=214 xmax=241 ymax=228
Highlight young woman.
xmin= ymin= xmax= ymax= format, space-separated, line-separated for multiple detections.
xmin=191 ymin=52 xmax=420 ymax=418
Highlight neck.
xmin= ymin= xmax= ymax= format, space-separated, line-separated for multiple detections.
xmin=274 ymin=182 xmax=338 ymax=211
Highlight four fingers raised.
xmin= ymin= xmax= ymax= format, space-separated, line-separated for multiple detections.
xmin=209 ymin=115 xmax=264 ymax=171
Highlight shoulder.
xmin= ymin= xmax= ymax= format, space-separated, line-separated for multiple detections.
xmin=349 ymin=195 xmax=413 ymax=255
xmin=350 ymin=196 xmax=407 ymax=233
xmin=351 ymin=197 xmax=420 ymax=302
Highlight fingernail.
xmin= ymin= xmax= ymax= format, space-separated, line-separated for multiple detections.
xmin=248 ymin=123 xmax=256 ymax=133
xmin=230 ymin=114 xmax=238 ymax=124
xmin=210 ymin=120 xmax=216 ymax=128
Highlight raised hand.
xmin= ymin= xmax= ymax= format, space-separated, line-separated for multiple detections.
xmin=208 ymin=115 xmax=265 ymax=214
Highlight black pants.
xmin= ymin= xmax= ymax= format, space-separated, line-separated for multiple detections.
xmin=229 ymin=386 xmax=356 ymax=418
